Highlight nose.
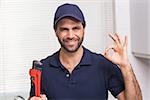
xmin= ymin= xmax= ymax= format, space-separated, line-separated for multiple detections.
xmin=67 ymin=30 xmax=74 ymax=38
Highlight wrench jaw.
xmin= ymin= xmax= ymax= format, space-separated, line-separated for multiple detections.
xmin=32 ymin=60 xmax=43 ymax=69
xmin=29 ymin=60 xmax=43 ymax=97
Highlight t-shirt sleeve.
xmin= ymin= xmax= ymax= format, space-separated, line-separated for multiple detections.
xmin=107 ymin=64 xmax=125 ymax=98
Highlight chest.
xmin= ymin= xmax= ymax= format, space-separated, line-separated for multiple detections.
xmin=42 ymin=65 xmax=108 ymax=99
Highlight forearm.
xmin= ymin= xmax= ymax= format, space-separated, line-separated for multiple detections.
xmin=120 ymin=63 xmax=142 ymax=100
xmin=131 ymin=66 xmax=142 ymax=100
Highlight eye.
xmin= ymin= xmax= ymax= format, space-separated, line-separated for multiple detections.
xmin=59 ymin=28 xmax=68 ymax=32
xmin=73 ymin=26 xmax=80 ymax=30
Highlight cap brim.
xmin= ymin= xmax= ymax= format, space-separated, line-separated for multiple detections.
xmin=54 ymin=14 xmax=83 ymax=25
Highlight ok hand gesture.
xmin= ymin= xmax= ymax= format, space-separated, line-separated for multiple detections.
xmin=103 ymin=33 xmax=130 ymax=67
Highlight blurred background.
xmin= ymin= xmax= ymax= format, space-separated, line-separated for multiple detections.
xmin=0 ymin=0 xmax=150 ymax=100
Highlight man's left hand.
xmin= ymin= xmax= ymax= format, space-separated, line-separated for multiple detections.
xmin=103 ymin=33 xmax=130 ymax=67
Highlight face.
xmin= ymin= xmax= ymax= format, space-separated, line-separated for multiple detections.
xmin=55 ymin=17 xmax=84 ymax=53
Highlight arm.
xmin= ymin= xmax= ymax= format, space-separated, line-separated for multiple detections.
xmin=103 ymin=33 xmax=142 ymax=100
xmin=117 ymin=63 xmax=142 ymax=100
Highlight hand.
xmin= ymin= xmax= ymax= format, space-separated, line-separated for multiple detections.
xmin=29 ymin=94 xmax=46 ymax=100
xmin=103 ymin=33 xmax=130 ymax=67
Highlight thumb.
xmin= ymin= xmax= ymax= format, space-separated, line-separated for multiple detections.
xmin=102 ymin=46 xmax=114 ymax=61
xmin=40 ymin=94 xmax=47 ymax=100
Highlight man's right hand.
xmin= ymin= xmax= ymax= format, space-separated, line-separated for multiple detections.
xmin=29 ymin=94 xmax=46 ymax=100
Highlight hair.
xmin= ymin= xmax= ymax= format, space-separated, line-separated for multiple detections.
xmin=54 ymin=20 xmax=86 ymax=30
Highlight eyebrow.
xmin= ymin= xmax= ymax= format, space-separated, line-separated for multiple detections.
xmin=73 ymin=26 xmax=81 ymax=29
xmin=59 ymin=27 xmax=68 ymax=30
xmin=60 ymin=24 xmax=81 ymax=28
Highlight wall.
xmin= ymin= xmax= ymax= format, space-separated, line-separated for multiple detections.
xmin=115 ymin=0 xmax=150 ymax=99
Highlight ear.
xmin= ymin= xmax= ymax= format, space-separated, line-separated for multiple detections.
xmin=55 ymin=31 xmax=58 ymax=37
xmin=55 ymin=30 xmax=59 ymax=37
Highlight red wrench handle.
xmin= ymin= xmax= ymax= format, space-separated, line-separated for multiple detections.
xmin=29 ymin=68 xmax=42 ymax=97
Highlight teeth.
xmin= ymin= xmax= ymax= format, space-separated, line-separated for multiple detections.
xmin=66 ymin=40 xmax=76 ymax=42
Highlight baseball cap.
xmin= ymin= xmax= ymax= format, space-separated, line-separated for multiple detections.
xmin=53 ymin=3 xmax=86 ymax=29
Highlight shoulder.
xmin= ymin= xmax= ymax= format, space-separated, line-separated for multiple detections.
xmin=85 ymin=48 xmax=114 ymax=65
xmin=85 ymin=47 xmax=119 ymax=73
xmin=39 ymin=51 xmax=59 ymax=67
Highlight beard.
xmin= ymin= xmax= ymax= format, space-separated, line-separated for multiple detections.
xmin=57 ymin=36 xmax=84 ymax=53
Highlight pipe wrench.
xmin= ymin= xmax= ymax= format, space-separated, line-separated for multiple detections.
xmin=29 ymin=60 xmax=43 ymax=97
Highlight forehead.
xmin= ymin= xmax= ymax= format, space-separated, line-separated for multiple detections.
xmin=57 ymin=17 xmax=82 ymax=27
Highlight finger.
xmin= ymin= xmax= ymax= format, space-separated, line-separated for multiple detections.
xmin=115 ymin=33 xmax=121 ymax=44
xmin=123 ymin=35 xmax=128 ymax=48
xmin=30 ymin=96 xmax=42 ymax=100
xmin=108 ymin=33 xmax=119 ymax=44
xmin=40 ymin=94 xmax=46 ymax=100
xmin=103 ymin=45 xmax=113 ymax=55
xmin=103 ymin=45 xmax=115 ymax=61
xmin=103 ymin=50 xmax=113 ymax=61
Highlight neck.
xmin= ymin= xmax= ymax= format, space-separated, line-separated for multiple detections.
xmin=59 ymin=46 xmax=84 ymax=73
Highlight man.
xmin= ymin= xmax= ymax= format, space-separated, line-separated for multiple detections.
xmin=29 ymin=3 xmax=142 ymax=100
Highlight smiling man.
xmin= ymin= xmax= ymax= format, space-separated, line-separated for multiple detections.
xmin=29 ymin=3 xmax=142 ymax=100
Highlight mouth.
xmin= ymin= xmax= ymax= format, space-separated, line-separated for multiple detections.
xmin=59 ymin=36 xmax=83 ymax=52
xmin=65 ymin=39 xmax=78 ymax=46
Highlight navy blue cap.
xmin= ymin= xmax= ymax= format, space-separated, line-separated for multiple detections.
xmin=54 ymin=3 xmax=86 ymax=29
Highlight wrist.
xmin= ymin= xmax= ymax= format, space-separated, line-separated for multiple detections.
xmin=120 ymin=62 xmax=130 ymax=67
xmin=119 ymin=62 xmax=132 ymax=72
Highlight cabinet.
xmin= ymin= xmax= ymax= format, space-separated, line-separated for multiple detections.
xmin=130 ymin=0 xmax=150 ymax=59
